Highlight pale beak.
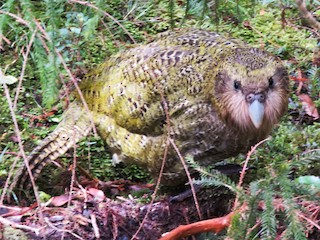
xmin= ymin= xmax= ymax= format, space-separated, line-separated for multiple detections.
xmin=248 ymin=99 xmax=265 ymax=128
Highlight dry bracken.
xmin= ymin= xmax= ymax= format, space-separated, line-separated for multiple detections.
xmin=11 ymin=29 xmax=289 ymax=192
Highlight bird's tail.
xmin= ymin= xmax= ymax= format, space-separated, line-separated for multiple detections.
xmin=9 ymin=101 xmax=92 ymax=193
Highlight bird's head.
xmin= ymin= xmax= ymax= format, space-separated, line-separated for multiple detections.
xmin=213 ymin=48 xmax=289 ymax=136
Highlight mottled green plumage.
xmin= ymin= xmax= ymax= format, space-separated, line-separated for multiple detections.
xmin=11 ymin=29 xmax=289 ymax=191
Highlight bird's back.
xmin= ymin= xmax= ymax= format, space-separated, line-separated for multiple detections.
xmin=78 ymin=30 xmax=245 ymax=134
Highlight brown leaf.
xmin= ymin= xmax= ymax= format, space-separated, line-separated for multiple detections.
xmin=87 ymin=188 xmax=105 ymax=202
xmin=299 ymin=94 xmax=319 ymax=119
xmin=49 ymin=194 xmax=70 ymax=207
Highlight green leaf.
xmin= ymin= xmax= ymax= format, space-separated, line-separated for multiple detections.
xmin=39 ymin=191 xmax=52 ymax=202
xmin=296 ymin=176 xmax=320 ymax=191
xmin=0 ymin=74 xmax=18 ymax=85
xmin=70 ymin=27 xmax=81 ymax=35
xmin=0 ymin=146 xmax=8 ymax=162
xmin=50 ymin=117 xmax=61 ymax=123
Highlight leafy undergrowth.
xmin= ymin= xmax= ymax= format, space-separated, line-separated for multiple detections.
xmin=0 ymin=0 xmax=319 ymax=239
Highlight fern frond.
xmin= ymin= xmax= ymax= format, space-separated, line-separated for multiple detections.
xmin=81 ymin=0 xmax=105 ymax=40
xmin=260 ymin=185 xmax=277 ymax=239
xmin=307 ymin=65 xmax=320 ymax=98
xmin=279 ymin=176 xmax=308 ymax=240
xmin=0 ymin=0 xmax=15 ymax=39
xmin=186 ymin=156 xmax=239 ymax=193
xmin=32 ymin=39 xmax=59 ymax=108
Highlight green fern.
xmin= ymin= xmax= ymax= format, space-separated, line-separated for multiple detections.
xmin=0 ymin=0 xmax=15 ymax=40
xmin=32 ymin=40 xmax=59 ymax=109
xmin=186 ymin=155 xmax=239 ymax=191
xmin=189 ymin=150 xmax=319 ymax=239
xmin=260 ymin=184 xmax=277 ymax=239
xmin=307 ymin=65 xmax=320 ymax=101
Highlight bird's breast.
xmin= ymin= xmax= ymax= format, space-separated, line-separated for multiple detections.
xmin=169 ymin=106 xmax=258 ymax=165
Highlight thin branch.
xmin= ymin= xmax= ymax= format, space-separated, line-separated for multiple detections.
xmin=0 ymin=151 xmax=20 ymax=205
xmin=60 ymin=127 xmax=80 ymax=240
xmin=161 ymin=88 xmax=202 ymax=220
xmin=90 ymin=214 xmax=100 ymax=239
xmin=54 ymin=49 xmax=97 ymax=136
xmin=296 ymin=210 xmax=320 ymax=231
xmin=33 ymin=20 xmax=97 ymax=136
xmin=132 ymin=89 xmax=181 ymax=239
xmin=296 ymin=0 xmax=320 ymax=30
xmin=100 ymin=20 xmax=122 ymax=48
xmin=0 ymin=216 xmax=41 ymax=235
xmin=67 ymin=130 xmax=78 ymax=208
xmin=237 ymin=137 xmax=271 ymax=189
xmin=130 ymin=131 xmax=170 ymax=240
xmin=286 ymin=20 xmax=320 ymax=38
xmin=13 ymin=29 xmax=37 ymax=109
xmin=169 ymin=138 xmax=202 ymax=220
xmin=2 ymin=83 xmax=43 ymax=222
xmin=0 ymin=10 xmax=31 ymax=27
xmin=44 ymin=217 xmax=84 ymax=240
xmin=233 ymin=137 xmax=271 ymax=210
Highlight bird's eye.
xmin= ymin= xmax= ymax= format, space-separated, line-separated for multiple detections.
xmin=234 ymin=81 xmax=241 ymax=90
xmin=268 ymin=77 xmax=274 ymax=88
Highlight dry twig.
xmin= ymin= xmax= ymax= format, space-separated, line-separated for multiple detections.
xmin=296 ymin=0 xmax=320 ymax=30
xmin=0 ymin=215 xmax=41 ymax=235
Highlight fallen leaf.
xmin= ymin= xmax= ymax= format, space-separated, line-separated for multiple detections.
xmin=299 ymin=94 xmax=319 ymax=119
xmin=87 ymin=188 xmax=105 ymax=202
xmin=49 ymin=194 xmax=70 ymax=207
